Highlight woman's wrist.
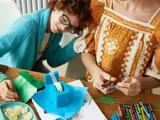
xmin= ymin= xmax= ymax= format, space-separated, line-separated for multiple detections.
xmin=139 ymin=76 xmax=160 ymax=89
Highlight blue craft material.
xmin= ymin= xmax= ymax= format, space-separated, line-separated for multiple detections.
xmin=45 ymin=71 xmax=59 ymax=85
xmin=32 ymin=71 xmax=88 ymax=119
xmin=147 ymin=105 xmax=154 ymax=120
xmin=111 ymin=113 xmax=120 ymax=120
xmin=107 ymin=85 xmax=118 ymax=89
xmin=44 ymin=71 xmax=71 ymax=107
xmin=46 ymin=81 xmax=71 ymax=107
xmin=138 ymin=99 xmax=150 ymax=119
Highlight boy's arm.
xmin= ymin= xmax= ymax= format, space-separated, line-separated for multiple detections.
xmin=0 ymin=72 xmax=9 ymax=82
xmin=46 ymin=38 xmax=77 ymax=67
xmin=0 ymin=16 xmax=33 ymax=57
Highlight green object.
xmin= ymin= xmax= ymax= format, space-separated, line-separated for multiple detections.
xmin=99 ymin=96 xmax=115 ymax=104
xmin=0 ymin=73 xmax=9 ymax=82
xmin=136 ymin=104 xmax=141 ymax=113
xmin=19 ymin=71 xmax=44 ymax=89
xmin=125 ymin=107 xmax=132 ymax=120
xmin=156 ymin=102 xmax=160 ymax=107
xmin=14 ymin=71 xmax=44 ymax=103
xmin=88 ymin=97 xmax=92 ymax=105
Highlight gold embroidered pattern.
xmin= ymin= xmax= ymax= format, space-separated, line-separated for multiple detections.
xmin=129 ymin=34 xmax=144 ymax=76
xmin=103 ymin=9 xmax=153 ymax=33
xmin=119 ymin=31 xmax=138 ymax=79
xmin=95 ymin=18 xmax=106 ymax=53
xmin=84 ymin=33 xmax=95 ymax=54
xmin=140 ymin=35 xmax=157 ymax=74
xmin=149 ymin=10 xmax=160 ymax=27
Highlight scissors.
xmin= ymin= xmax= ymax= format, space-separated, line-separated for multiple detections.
xmin=101 ymin=75 xmax=119 ymax=89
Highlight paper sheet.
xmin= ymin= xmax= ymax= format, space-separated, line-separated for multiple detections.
xmin=32 ymin=80 xmax=107 ymax=120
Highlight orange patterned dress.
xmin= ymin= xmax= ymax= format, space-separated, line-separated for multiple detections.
xmin=74 ymin=0 xmax=160 ymax=82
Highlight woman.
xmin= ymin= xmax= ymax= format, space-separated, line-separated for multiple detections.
xmin=0 ymin=0 xmax=91 ymax=101
xmin=78 ymin=0 xmax=160 ymax=96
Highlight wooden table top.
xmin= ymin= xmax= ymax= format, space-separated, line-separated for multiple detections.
xmin=1 ymin=66 xmax=160 ymax=119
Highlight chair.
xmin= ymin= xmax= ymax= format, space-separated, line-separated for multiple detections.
xmin=0 ymin=0 xmax=22 ymax=34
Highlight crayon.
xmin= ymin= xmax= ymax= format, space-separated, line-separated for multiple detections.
xmin=132 ymin=105 xmax=139 ymax=120
xmin=136 ymin=104 xmax=141 ymax=113
xmin=140 ymin=106 xmax=146 ymax=120
xmin=149 ymin=104 xmax=156 ymax=120
xmin=119 ymin=107 xmax=125 ymax=120
xmin=138 ymin=99 xmax=150 ymax=119
xmin=130 ymin=106 xmax=136 ymax=120
xmin=125 ymin=106 xmax=132 ymax=120
xmin=134 ymin=105 xmax=141 ymax=120
xmin=147 ymin=104 xmax=154 ymax=120
xmin=123 ymin=105 xmax=129 ymax=120
xmin=128 ymin=107 xmax=135 ymax=120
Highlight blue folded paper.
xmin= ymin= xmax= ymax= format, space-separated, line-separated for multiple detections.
xmin=32 ymin=71 xmax=87 ymax=119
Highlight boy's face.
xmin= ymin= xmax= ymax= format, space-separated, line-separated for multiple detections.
xmin=47 ymin=9 xmax=80 ymax=34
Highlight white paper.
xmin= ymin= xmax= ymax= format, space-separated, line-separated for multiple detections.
xmin=32 ymin=80 xmax=107 ymax=120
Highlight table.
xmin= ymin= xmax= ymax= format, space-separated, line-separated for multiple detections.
xmin=1 ymin=65 xmax=160 ymax=119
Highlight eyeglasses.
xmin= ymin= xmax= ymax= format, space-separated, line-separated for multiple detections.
xmin=59 ymin=11 xmax=81 ymax=34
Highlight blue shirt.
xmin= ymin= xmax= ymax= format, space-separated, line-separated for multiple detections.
xmin=0 ymin=8 xmax=77 ymax=70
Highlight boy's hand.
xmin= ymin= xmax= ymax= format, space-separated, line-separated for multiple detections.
xmin=0 ymin=80 xmax=18 ymax=101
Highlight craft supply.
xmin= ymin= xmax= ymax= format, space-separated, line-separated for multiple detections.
xmin=107 ymin=85 xmax=118 ymax=89
xmin=128 ymin=107 xmax=134 ymax=120
xmin=124 ymin=105 xmax=132 ymax=120
xmin=134 ymin=105 xmax=140 ymax=120
xmin=136 ymin=104 xmax=141 ymax=114
xmin=119 ymin=107 xmax=125 ymax=119
xmin=111 ymin=113 xmax=120 ymax=120
xmin=149 ymin=104 xmax=156 ymax=120
xmin=99 ymin=96 xmax=115 ymax=104
xmin=147 ymin=104 xmax=154 ymax=120
xmin=131 ymin=105 xmax=138 ymax=120
xmin=140 ymin=106 xmax=146 ymax=120
xmin=138 ymin=99 xmax=150 ymax=119
xmin=54 ymin=82 xmax=63 ymax=92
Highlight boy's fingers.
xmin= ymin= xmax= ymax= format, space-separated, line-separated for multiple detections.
xmin=1 ymin=96 xmax=15 ymax=101
xmin=2 ymin=85 xmax=18 ymax=98
xmin=6 ymin=80 xmax=14 ymax=90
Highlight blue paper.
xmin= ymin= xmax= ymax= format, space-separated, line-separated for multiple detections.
xmin=44 ymin=71 xmax=59 ymax=85
xmin=32 ymin=83 xmax=87 ymax=119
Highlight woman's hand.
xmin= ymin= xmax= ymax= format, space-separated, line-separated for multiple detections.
xmin=0 ymin=80 xmax=18 ymax=101
xmin=117 ymin=77 xmax=141 ymax=96
xmin=92 ymin=67 xmax=117 ymax=94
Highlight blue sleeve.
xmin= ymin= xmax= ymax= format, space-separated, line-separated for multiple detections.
xmin=0 ymin=16 xmax=33 ymax=57
xmin=46 ymin=38 xmax=77 ymax=67
xmin=0 ymin=72 xmax=9 ymax=82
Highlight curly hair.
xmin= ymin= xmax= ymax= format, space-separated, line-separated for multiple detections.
xmin=48 ymin=0 xmax=91 ymax=30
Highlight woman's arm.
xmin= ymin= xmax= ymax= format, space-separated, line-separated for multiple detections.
xmin=140 ymin=77 xmax=160 ymax=89
xmin=81 ymin=53 xmax=117 ymax=94
xmin=81 ymin=53 xmax=99 ymax=75
xmin=117 ymin=76 xmax=160 ymax=96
